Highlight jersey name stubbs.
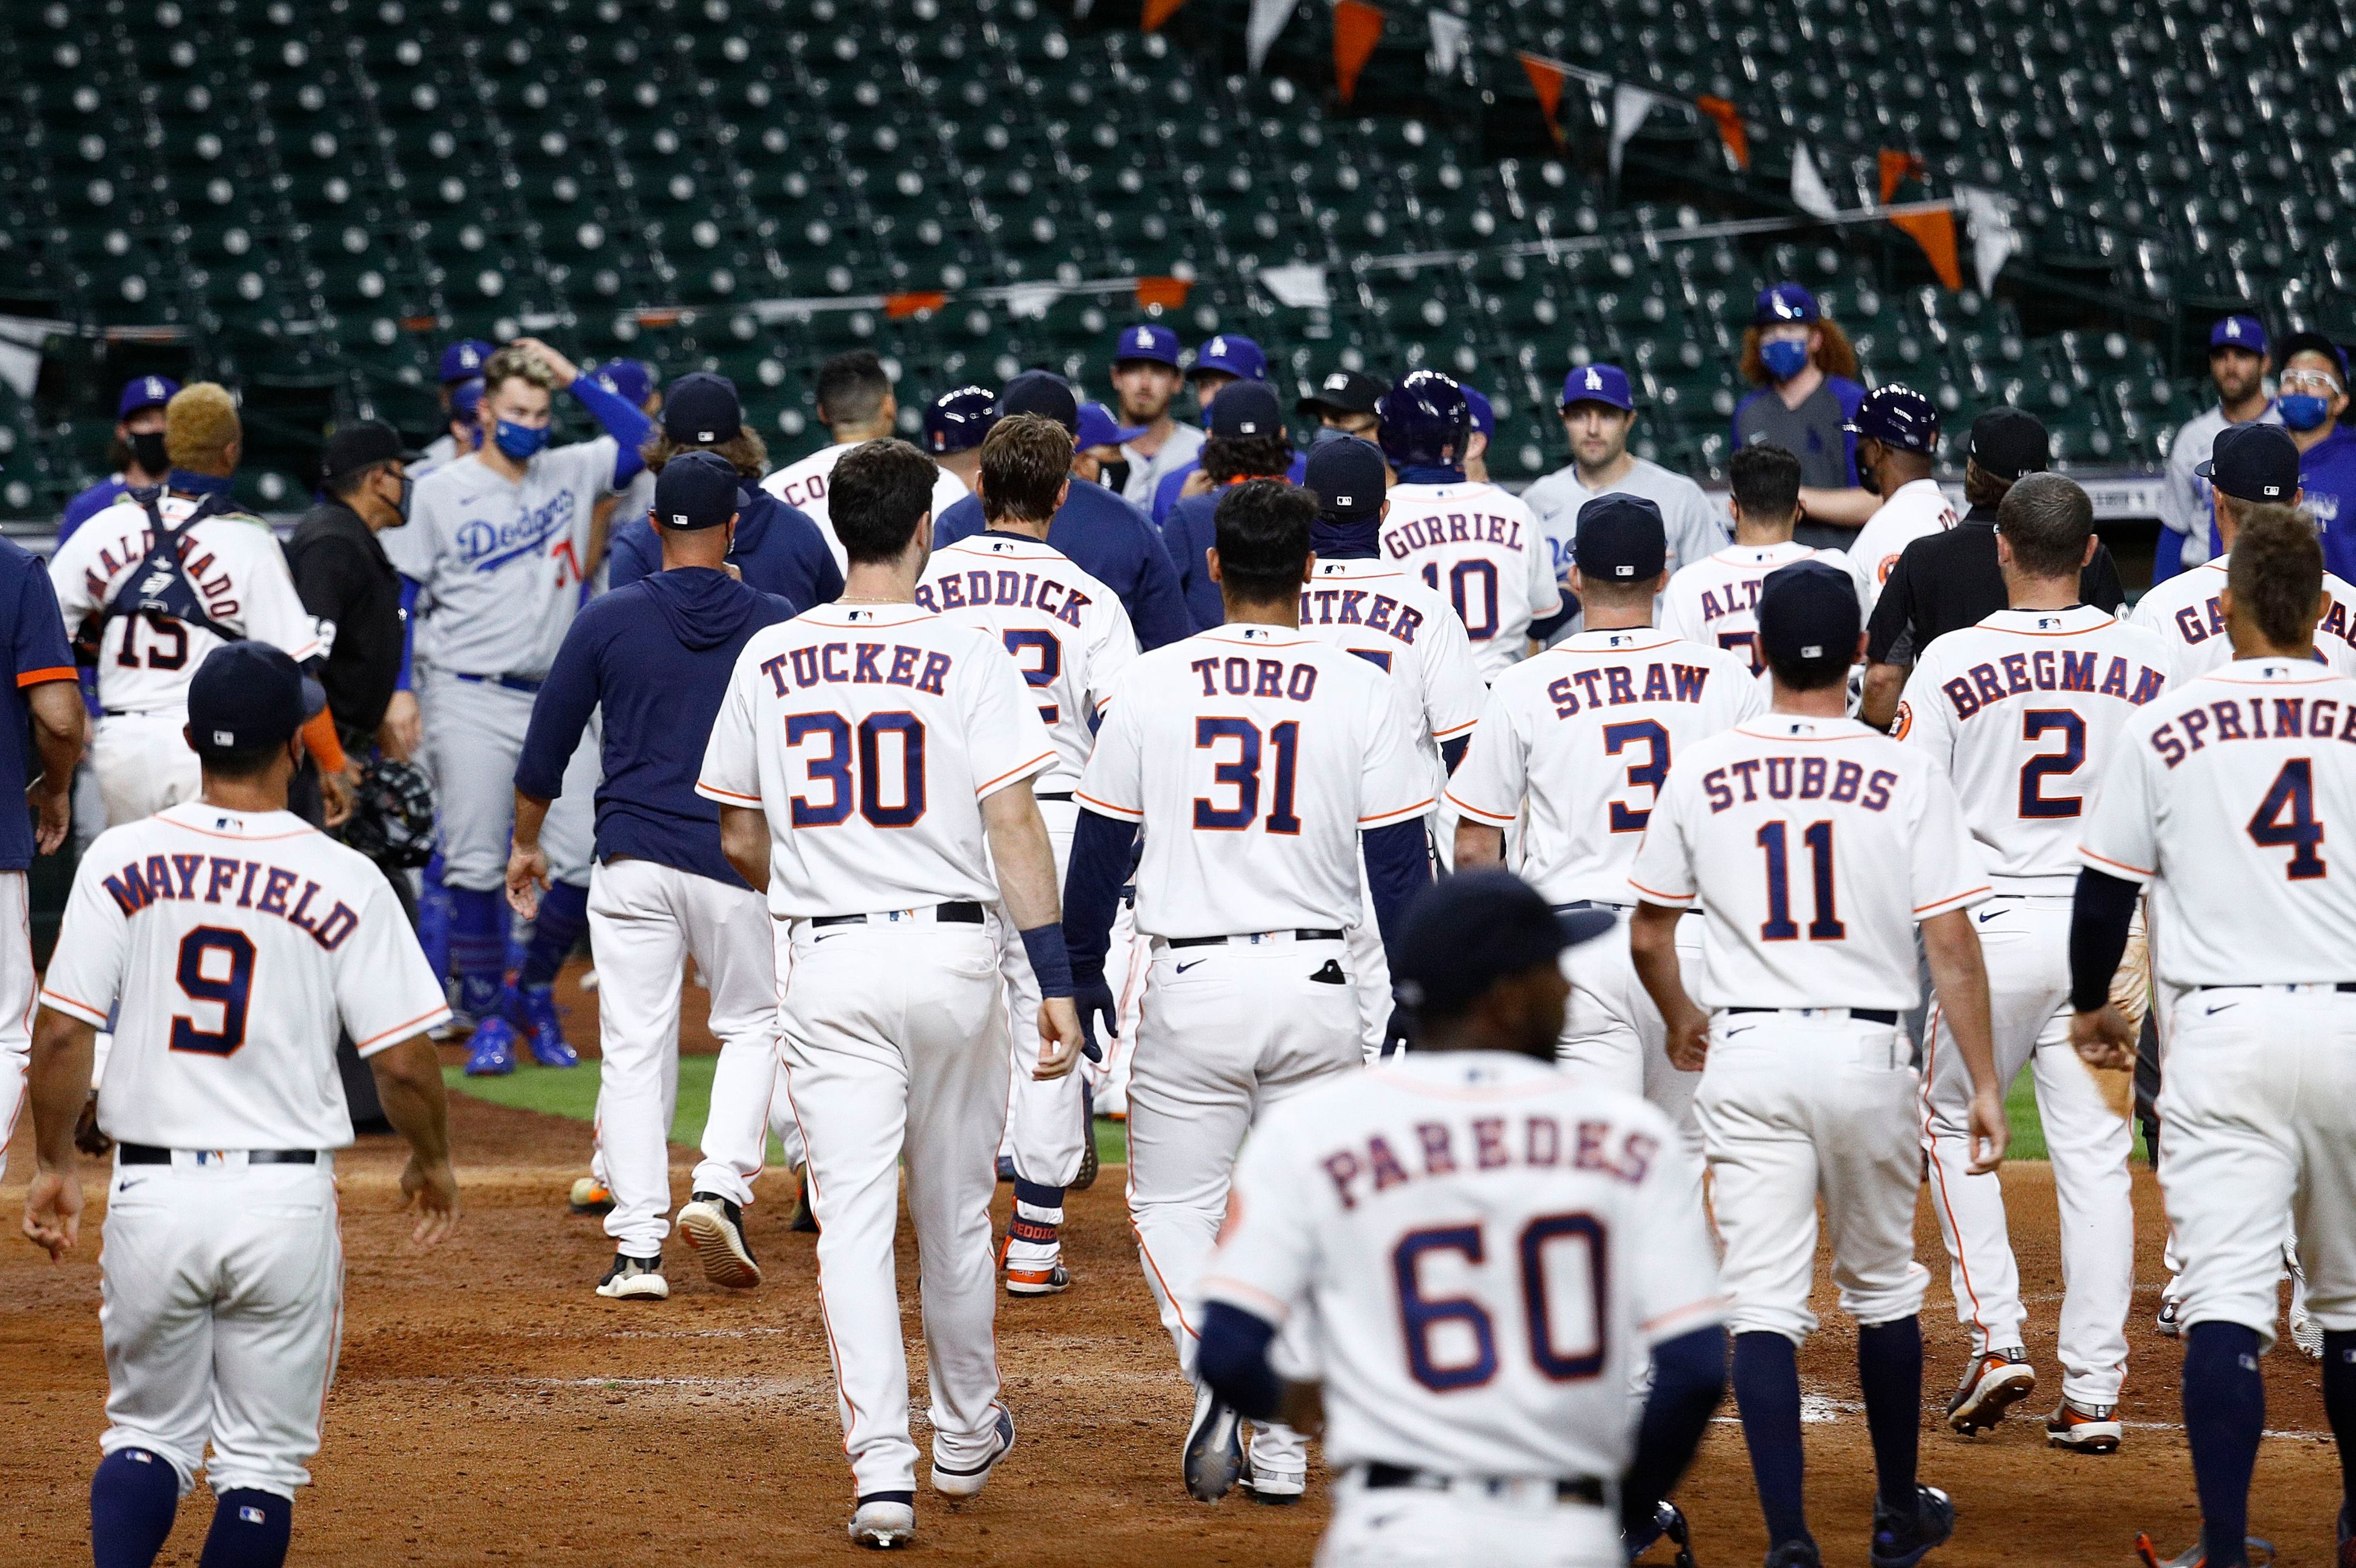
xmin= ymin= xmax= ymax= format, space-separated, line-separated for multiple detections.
xmin=99 ymin=852 xmax=363 ymax=949
xmin=1698 ymin=754 xmax=1897 ymax=814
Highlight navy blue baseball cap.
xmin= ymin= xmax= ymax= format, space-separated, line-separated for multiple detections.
xmin=118 ymin=374 xmax=180 ymax=418
xmin=2274 ymin=330 xmax=2350 ymax=387
xmin=1754 ymin=283 xmax=1820 ymax=326
xmin=1076 ymin=400 xmax=1148 ymax=452
xmin=449 ymin=377 xmax=484 ymax=422
xmin=925 ymin=385 xmax=999 ymax=455
xmin=1190 ymin=334 xmax=1269 ymax=382
xmin=1462 ymin=385 xmax=1494 ymax=439
xmin=438 ymin=338 xmax=494 ymax=384
xmin=189 ymin=642 xmax=325 ymax=753
xmin=591 ymin=358 xmax=655 ymax=406
xmin=1113 ymin=323 xmax=1181 ymax=368
xmin=1298 ymin=368 xmax=1386 ymax=418
xmin=1208 ymin=380 xmax=1284 ymax=440
xmin=654 ymin=450 xmax=741 ymax=530
xmin=1560 ymin=363 xmax=1634 ymax=412
xmin=1304 ymin=437 xmax=1387 ymax=522
xmin=1391 ymin=870 xmax=1617 ymax=1017
xmin=2209 ymin=315 xmax=2268 ymax=356
xmin=1845 ymin=383 xmax=1940 ymax=453
xmin=1757 ymin=559 xmax=1861 ymax=666
xmin=2197 ymin=421 xmax=2301 ymax=503
xmin=1000 ymin=370 xmax=1081 ymax=434
xmin=661 ymin=372 xmax=741 ymax=445
xmin=1574 ymin=494 xmax=1667 ymax=582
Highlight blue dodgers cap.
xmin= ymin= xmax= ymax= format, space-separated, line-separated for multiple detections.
xmin=2196 ymin=421 xmax=2301 ymax=503
xmin=925 ymin=385 xmax=999 ymax=455
xmin=1189 ymin=333 xmax=1269 ymax=382
xmin=1303 ymin=436 xmax=1387 ymax=522
xmin=999 ymin=370 xmax=1081 ymax=434
xmin=653 ymin=450 xmax=741 ymax=530
xmin=188 ymin=643 xmax=325 ymax=753
xmin=1208 ymin=379 xmax=1284 ymax=439
xmin=1112 ymin=322 xmax=1181 ymax=368
xmin=1754 ymin=283 xmax=1820 ymax=326
xmin=1573 ymin=494 xmax=1667 ymax=582
xmin=1391 ymin=870 xmax=1617 ymax=1016
xmin=1559 ymin=362 xmax=1634 ymax=412
xmin=1844 ymin=382 xmax=1940 ymax=453
xmin=660 ymin=371 xmax=742 ymax=445
xmin=2209 ymin=315 xmax=2269 ymax=356
xmin=438 ymin=338 xmax=494 ymax=384
xmin=449 ymin=377 xmax=485 ymax=420
xmin=591 ymin=358 xmax=655 ymax=406
xmin=1756 ymin=559 xmax=1862 ymax=667
xmin=118 ymin=375 xmax=181 ymax=418
xmin=1462 ymin=385 xmax=1494 ymax=438
xmin=1075 ymin=400 xmax=1148 ymax=452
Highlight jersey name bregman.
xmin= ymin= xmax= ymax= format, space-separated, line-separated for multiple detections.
xmin=2149 ymin=694 xmax=2356 ymax=767
xmin=1939 ymin=652 xmax=2167 ymax=720
xmin=101 ymin=854 xmax=361 ymax=949
xmin=1548 ymin=661 xmax=1715 ymax=717
xmin=1318 ymin=1112 xmax=1659 ymax=1210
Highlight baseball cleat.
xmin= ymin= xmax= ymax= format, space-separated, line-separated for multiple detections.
xmin=1070 ymin=1080 xmax=1100 ymax=1191
xmin=931 ymin=1406 xmax=1015 ymax=1498
xmin=1870 ymin=1483 xmax=1955 ymax=1568
xmin=848 ymin=1496 xmax=915 ymax=1549
xmin=1944 ymin=1346 xmax=2036 ymax=1433
xmin=1182 ymin=1384 xmax=1246 ymax=1502
xmin=2045 ymin=1398 xmax=2122 ymax=1454
xmin=568 ymin=1176 xmax=613 ymax=1215
xmin=594 ymin=1252 xmax=668 ymax=1301
xmin=512 ymin=983 xmax=579 ymax=1068
xmin=789 ymin=1164 xmax=820 ymax=1233
xmin=2133 ymin=1531 xmax=2275 ymax=1568
xmin=2156 ymin=1295 xmax=2183 ymax=1338
xmin=678 ymin=1191 xmax=762 ymax=1289
xmin=2291 ymin=1301 xmax=2324 ymax=1360
xmin=1626 ymin=1500 xmax=1696 ymax=1566
xmin=462 ymin=1016 xmax=519 ymax=1076
xmin=1764 ymin=1540 xmax=1823 ymax=1568
xmin=1005 ymin=1260 xmax=1070 ymax=1297
xmin=1244 ymin=1460 xmax=1305 ymax=1506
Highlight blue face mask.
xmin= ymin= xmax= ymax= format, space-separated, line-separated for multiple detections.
xmin=2281 ymin=394 xmax=2332 ymax=432
xmin=492 ymin=419 xmax=549 ymax=461
xmin=1760 ymin=338 xmax=1811 ymax=383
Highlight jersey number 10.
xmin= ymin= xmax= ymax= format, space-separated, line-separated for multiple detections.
xmin=1421 ymin=560 xmax=1500 ymax=641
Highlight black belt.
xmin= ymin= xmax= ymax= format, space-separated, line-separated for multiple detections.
xmin=118 ymin=1144 xmax=317 ymax=1165
xmin=1363 ymin=1462 xmax=1606 ymax=1507
xmin=1035 ymin=790 xmax=1073 ymax=802
xmin=452 ymin=671 xmax=545 ymax=695
xmin=811 ymin=901 xmax=984 ymax=928
xmin=1728 ymin=1005 xmax=1899 ymax=1025
xmin=1169 ymin=928 xmax=1346 ymax=949
xmin=1551 ymin=900 xmax=1627 ymax=915
xmin=2196 ymin=982 xmax=2356 ymax=993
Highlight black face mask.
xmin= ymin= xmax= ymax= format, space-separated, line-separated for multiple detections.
xmin=129 ymin=430 xmax=169 ymax=476
xmin=392 ymin=472 xmax=414 ymax=524
xmin=1096 ymin=460 xmax=1131 ymax=493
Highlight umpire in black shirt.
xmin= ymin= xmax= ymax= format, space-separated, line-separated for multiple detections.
xmin=288 ymin=421 xmax=418 ymax=763
xmin=1859 ymin=407 xmax=2126 ymax=729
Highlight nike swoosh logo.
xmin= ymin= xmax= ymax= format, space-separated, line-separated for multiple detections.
xmin=1176 ymin=959 xmax=1207 ymax=973
xmin=116 ymin=1179 xmax=145 ymax=1192
xmin=2205 ymin=1001 xmax=2239 ymax=1015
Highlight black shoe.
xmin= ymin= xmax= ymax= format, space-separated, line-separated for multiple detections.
xmin=1871 ymin=1485 xmax=1955 ymax=1568
xmin=1764 ymin=1540 xmax=1821 ymax=1568
xmin=1627 ymin=1501 xmax=1695 ymax=1567
xmin=677 ymin=1191 xmax=761 ymax=1288
xmin=1181 ymin=1384 xmax=1245 ymax=1502
xmin=1071 ymin=1080 xmax=1100 ymax=1191
xmin=595 ymin=1252 xmax=668 ymax=1301
xmin=789 ymin=1165 xmax=820 ymax=1233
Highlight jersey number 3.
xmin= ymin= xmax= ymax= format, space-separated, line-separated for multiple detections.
xmin=170 ymin=927 xmax=255 ymax=1056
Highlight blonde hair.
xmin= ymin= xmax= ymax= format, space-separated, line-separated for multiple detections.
xmin=164 ymin=383 xmax=241 ymax=475
xmin=481 ymin=345 xmax=557 ymax=398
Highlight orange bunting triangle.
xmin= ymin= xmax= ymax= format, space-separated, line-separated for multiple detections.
xmin=1134 ymin=276 xmax=1192 ymax=311
xmin=884 ymin=292 xmax=947 ymax=320
xmin=1695 ymin=95 xmax=1749 ymax=170
xmin=1891 ymin=208 xmax=1962 ymax=290
xmin=1877 ymin=148 xmax=1927 ymax=204
xmin=1520 ymin=53 xmax=1567 ymax=144
xmin=1333 ymin=0 xmax=1385 ymax=106
xmin=1141 ymin=0 xmax=1188 ymax=31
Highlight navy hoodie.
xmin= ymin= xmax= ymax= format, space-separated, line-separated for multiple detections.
xmin=518 ymin=567 xmax=796 ymax=885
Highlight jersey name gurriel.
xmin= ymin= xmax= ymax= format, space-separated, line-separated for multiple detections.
xmin=1383 ymin=508 xmax=1529 ymax=557
xmin=97 ymin=850 xmax=364 ymax=949
xmin=1932 ymin=648 xmax=2167 ymax=720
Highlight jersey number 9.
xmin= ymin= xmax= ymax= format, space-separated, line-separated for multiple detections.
xmin=785 ymin=712 xmax=928 ymax=828
xmin=169 ymin=927 xmax=256 ymax=1056
xmin=1394 ymin=1214 xmax=1608 ymax=1391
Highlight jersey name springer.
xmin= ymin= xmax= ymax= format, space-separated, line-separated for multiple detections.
xmin=1938 ymin=648 xmax=2167 ymax=721
xmin=2149 ymin=692 xmax=2356 ymax=767
xmin=99 ymin=852 xmax=363 ymax=949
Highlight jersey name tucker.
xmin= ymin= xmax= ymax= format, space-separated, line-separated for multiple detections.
xmin=1547 ymin=660 xmax=1715 ymax=717
xmin=1318 ymin=1111 xmax=1659 ymax=1210
xmin=99 ymin=852 xmax=361 ymax=949
xmin=1297 ymin=586 xmax=1425 ymax=645
xmin=1700 ymin=756 xmax=1898 ymax=814
xmin=1937 ymin=651 xmax=2166 ymax=720
xmin=914 ymin=568 xmax=1092 ymax=627
xmin=1383 ymin=511 xmax=1527 ymax=556
xmin=2149 ymin=693 xmax=2356 ymax=766
xmin=758 ymin=641 xmax=955 ymax=696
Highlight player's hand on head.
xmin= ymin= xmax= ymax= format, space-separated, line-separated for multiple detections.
xmin=510 ymin=337 xmax=577 ymax=387
xmin=504 ymin=844 xmax=550 ymax=920
xmin=22 ymin=1168 xmax=82 ymax=1259
xmin=1178 ymin=468 xmax=1215 ymax=500
xmin=2068 ymin=1004 xmax=2136 ymax=1073
xmin=1034 ymin=997 xmax=1085 ymax=1080
xmin=1966 ymin=1085 xmax=2010 ymax=1175
xmin=401 ymin=1155 xmax=461 ymax=1248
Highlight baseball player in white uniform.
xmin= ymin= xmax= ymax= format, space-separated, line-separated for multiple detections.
xmin=762 ymin=349 xmax=967 ymax=572
xmin=1894 ymin=473 xmax=2174 ymax=1453
xmin=1195 ymin=871 xmax=1729 ymax=1568
xmin=21 ymin=643 xmax=457 ymax=1568
xmin=1295 ymin=437 xmax=1486 ymax=1053
xmin=1661 ymin=442 xmax=1872 ymax=673
xmin=913 ymin=412 xmax=1139 ymax=1297
xmin=1844 ymin=385 xmax=1959 ymax=602
xmin=1062 ymin=477 xmax=1436 ymax=1505
xmin=698 ymin=438 xmax=1084 ymax=1550
xmin=1450 ymin=495 xmax=1764 ymax=1197
xmin=2066 ymin=508 xmax=2356 ymax=1568
xmin=1628 ymin=560 xmax=2006 ymax=1568
xmin=1373 ymin=371 xmax=1561 ymax=680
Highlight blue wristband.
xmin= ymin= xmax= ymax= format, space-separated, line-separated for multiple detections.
xmin=1020 ymin=923 xmax=1076 ymax=999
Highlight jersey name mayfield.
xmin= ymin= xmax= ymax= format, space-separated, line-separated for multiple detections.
xmin=1376 ymin=481 xmax=1560 ymax=680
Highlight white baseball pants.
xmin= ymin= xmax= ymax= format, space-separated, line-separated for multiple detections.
xmin=1557 ymin=907 xmax=1707 ymax=1213
xmin=1317 ymin=1471 xmax=1622 ymax=1568
xmin=92 ymin=710 xmax=201 ymax=827
xmin=583 ymin=858 xmax=779 ymax=1256
xmin=418 ymin=674 xmax=594 ymax=890
xmin=1919 ymin=894 xmax=2132 ymax=1405
xmin=777 ymin=916 xmax=1013 ymax=1497
xmin=0 ymin=874 xmax=32 ymax=1185
xmin=97 ymin=1154 xmax=343 ymax=1500
xmin=996 ymin=801 xmax=1088 ymax=1186
xmin=1696 ymin=1010 xmax=1929 ymax=1343
xmin=1087 ymin=891 xmax=1149 ymax=1118
xmin=2160 ymin=985 xmax=2356 ymax=1350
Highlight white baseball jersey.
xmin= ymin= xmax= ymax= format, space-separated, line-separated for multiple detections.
xmin=383 ymin=442 xmax=613 ymax=678
xmin=40 ymin=804 xmax=451 ymax=1150
xmin=1661 ymin=542 xmax=1873 ymax=675
xmin=1294 ymin=557 xmax=1485 ymax=781
xmin=1375 ymin=480 xmax=1561 ymax=680
xmin=1523 ymin=456 xmax=1730 ymax=590
xmin=2126 ymin=555 xmax=2356 ymax=678
xmin=1200 ymin=1053 xmax=1724 ymax=1479
xmin=916 ymin=532 xmax=1139 ymax=793
xmin=1895 ymin=606 xmax=2175 ymax=894
xmin=1629 ymin=714 xmax=1991 ymax=1009
xmin=2080 ymin=658 xmax=2356 ymax=986
xmin=49 ymin=498 xmax=324 ymax=716
xmin=1077 ymin=622 xmax=1434 ymax=937
xmin=1846 ymin=477 xmax=1959 ymax=602
xmin=760 ymin=442 xmax=969 ymax=573
xmin=1448 ymin=630 xmax=1765 ymax=906
xmin=697 ymin=601 xmax=1055 ymax=919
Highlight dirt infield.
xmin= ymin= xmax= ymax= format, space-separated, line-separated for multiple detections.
xmin=3 ymin=978 xmax=2346 ymax=1565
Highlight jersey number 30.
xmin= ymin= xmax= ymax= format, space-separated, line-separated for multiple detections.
xmin=169 ymin=927 xmax=255 ymax=1056
xmin=1394 ymin=1215 xmax=1607 ymax=1390
xmin=785 ymin=712 xmax=927 ymax=828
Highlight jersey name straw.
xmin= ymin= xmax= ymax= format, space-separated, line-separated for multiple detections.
xmin=1661 ymin=543 xmax=1872 ymax=675
xmin=1375 ymin=481 xmax=1561 ymax=680
xmin=1292 ymin=558 xmax=1485 ymax=783
xmin=2125 ymin=555 xmax=2356 ymax=678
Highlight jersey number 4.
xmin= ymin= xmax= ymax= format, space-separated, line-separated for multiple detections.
xmin=785 ymin=712 xmax=927 ymax=828
xmin=2248 ymin=758 xmax=2327 ymax=879
xmin=1394 ymin=1215 xmax=1607 ymax=1391
xmin=169 ymin=927 xmax=255 ymax=1056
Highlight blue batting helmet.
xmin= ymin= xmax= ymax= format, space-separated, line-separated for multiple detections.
xmin=925 ymin=385 xmax=999 ymax=456
xmin=1377 ymin=369 xmax=1471 ymax=468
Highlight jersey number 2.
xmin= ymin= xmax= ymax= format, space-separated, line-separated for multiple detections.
xmin=169 ymin=927 xmax=255 ymax=1056
xmin=2248 ymin=758 xmax=2327 ymax=879
xmin=1394 ymin=1214 xmax=1607 ymax=1391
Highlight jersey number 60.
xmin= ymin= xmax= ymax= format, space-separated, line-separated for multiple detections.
xmin=1393 ymin=1214 xmax=1607 ymax=1391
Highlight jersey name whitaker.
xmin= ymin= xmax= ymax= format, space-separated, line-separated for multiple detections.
xmin=1547 ymin=660 xmax=1714 ymax=717
xmin=1938 ymin=649 xmax=2166 ymax=720
xmin=101 ymin=854 xmax=361 ymax=949
xmin=1701 ymin=754 xmax=1897 ymax=814
xmin=453 ymin=491 xmax=577 ymax=574
xmin=1297 ymin=586 xmax=1425 ymax=645
xmin=1382 ymin=511 xmax=1527 ymax=557
xmin=914 ymin=568 xmax=1091 ymax=626
xmin=81 ymin=530 xmax=243 ymax=621
xmin=758 ymin=641 xmax=955 ymax=695
xmin=2148 ymin=693 xmax=2356 ymax=768
xmin=2172 ymin=589 xmax=2356 ymax=661
xmin=1318 ymin=1111 xmax=1658 ymax=1210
